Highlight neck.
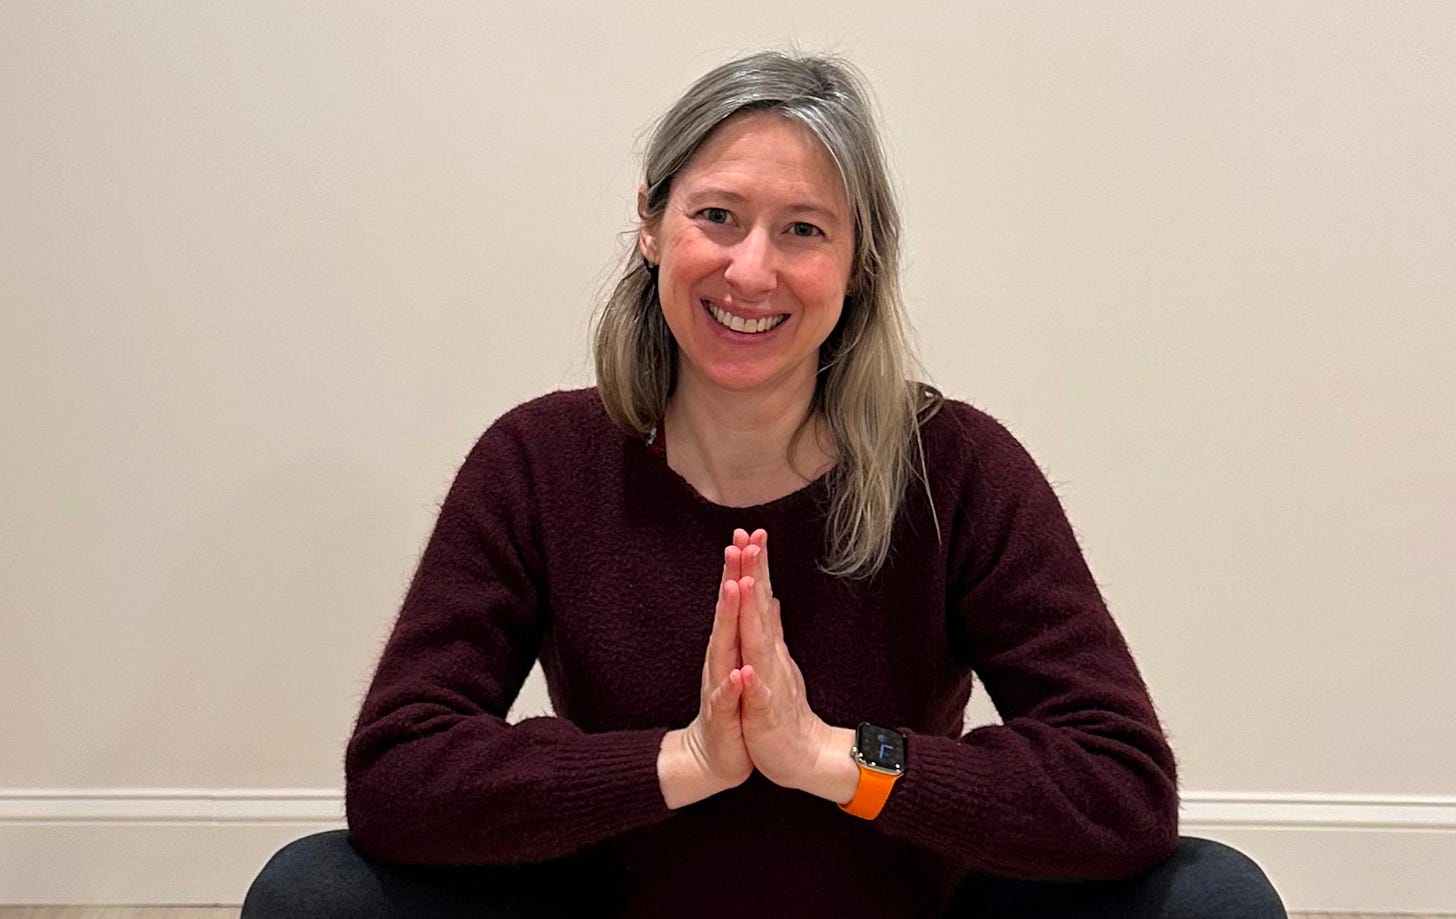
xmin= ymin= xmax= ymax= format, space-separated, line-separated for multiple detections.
xmin=664 ymin=370 xmax=833 ymax=507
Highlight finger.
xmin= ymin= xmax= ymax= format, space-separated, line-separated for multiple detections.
xmin=743 ymin=545 xmax=770 ymax=610
xmin=733 ymin=528 xmax=751 ymax=550
xmin=739 ymin=572 xmax=775 ymax=651
xmin=707 ymin=578 xmax=741 ymax=683
xmin=737 ymin=575 xmax=766 ymax=664
xmin=723 ymin=544 xmax=742 ymax=583
xmin=751 ymin=529 xmax=772 ymax=596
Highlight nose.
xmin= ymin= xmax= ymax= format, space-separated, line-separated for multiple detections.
xmin=722 ymin=227 xmax=777 ymax=300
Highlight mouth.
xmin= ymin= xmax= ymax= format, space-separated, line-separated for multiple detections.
xmin=700 ymin=298 xmax=788 ymax=335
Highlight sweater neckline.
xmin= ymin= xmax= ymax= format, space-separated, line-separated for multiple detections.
xmin=640 ymin=415 xmax=829 ymax=516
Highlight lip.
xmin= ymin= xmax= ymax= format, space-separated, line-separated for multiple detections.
xmin=699 ymin=297 xmax=789 ymax=339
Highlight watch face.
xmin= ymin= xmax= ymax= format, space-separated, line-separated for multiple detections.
xmin=856 ymin=722 xmax=905 ymax=771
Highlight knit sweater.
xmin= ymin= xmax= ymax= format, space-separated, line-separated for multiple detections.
xmin=344 ymin=388 xmax=1179 ymax=917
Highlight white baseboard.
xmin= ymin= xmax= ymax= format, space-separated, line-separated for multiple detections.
xmin=2 ymin=788 xmax=1453 ymax=910
xmin=0 ymin=789 xmax=344 ymax=906
xmin=1179 ymin=792 xmax=1456 ymax=913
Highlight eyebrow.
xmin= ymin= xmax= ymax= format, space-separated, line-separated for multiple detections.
xmin=683 ymin=188 xmax=843 ymax=225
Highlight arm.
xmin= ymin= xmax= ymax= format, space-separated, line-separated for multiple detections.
xmin=344 ymin=417 xmax=673 ymax=865
xmin=870 ymin=412 xmax=1179 ymax=880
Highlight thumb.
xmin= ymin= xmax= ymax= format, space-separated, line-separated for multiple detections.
xmin=740 ymin=665 xmax=771 ymax=710
xmin=713 ymin=669 xmax=744 ymax=713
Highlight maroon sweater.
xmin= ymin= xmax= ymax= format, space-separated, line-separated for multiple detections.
xmin=345 ymin=388 xmax=1179 ymax=917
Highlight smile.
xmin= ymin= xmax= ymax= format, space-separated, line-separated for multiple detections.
xmin=701 ymin=299 xmax=787 ymax=335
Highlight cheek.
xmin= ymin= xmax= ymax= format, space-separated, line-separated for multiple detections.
xmin=794 ymin=255 xmax=853 ymax=309
xmin=663 ymin=229 xmax=722 ymax=277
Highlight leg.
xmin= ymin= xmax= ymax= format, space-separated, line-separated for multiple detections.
xmin=942 ymin=836 xmax=1286 ymax=919
xmin=241 ymin=830 xmax=626 ymax=919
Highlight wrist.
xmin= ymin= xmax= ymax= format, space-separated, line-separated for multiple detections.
xmin=837 ymin=722 xmax=907 ymax=821
xmin=798 ymin=724 xmax=860 ymax=804
xmin=657 ymin=728 xmax=730 ymax=810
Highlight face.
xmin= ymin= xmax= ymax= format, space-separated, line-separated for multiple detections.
xmin=639 ymin=112 xmax=855 ymax=400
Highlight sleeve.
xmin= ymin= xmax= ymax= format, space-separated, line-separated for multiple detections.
xmin=344 ymin=414 xmax=672 ymax=865
xmin=872 ymin=411 xmax=1180 ymax=880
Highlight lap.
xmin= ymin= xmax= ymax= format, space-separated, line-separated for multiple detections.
xmin=944 ymin=836 xmax=1286 ymax=919
xmin=244 ymin=831 xmax=1284 ymax=919
xmin=241 ymin=830 xmax=623 ymax=919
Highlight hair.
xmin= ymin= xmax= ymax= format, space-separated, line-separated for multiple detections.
xmin=592 ymin=50 xmax=941 ymax=579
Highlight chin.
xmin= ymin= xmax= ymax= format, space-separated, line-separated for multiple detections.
xmin=690 ymin=360 xmax=816 ymax=398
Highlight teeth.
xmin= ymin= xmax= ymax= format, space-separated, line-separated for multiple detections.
xmin=706 ymin=301 xmax=783 ymax=334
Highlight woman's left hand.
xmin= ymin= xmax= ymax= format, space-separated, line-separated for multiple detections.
xmin=732 ymin=529 xmax=835 ymax=793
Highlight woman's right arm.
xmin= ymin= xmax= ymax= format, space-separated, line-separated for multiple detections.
xmin=345 ymin=418 xmax=691 ymax=865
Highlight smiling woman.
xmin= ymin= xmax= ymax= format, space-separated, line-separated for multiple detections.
xmin=242 ymin=51 xmax=1285 ymax=919
xmin=596 ymin=53 xmax=926 ymax=573
xmin=637 ymin=112 xmax=855 ymax=506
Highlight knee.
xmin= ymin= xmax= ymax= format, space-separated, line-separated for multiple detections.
xmin=242 ymin=830 xmax=377 ymax=919
xmin=1160 ymin=837 xmax=1287 ymax=919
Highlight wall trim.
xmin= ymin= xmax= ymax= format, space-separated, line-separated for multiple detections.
xmin=0 ymin=787 xmax=344 ymax=823
xmin=4 ymin=787 xmax=1452 ymax=828
xmin=1180 ymin=790 xmax=1456 ymax=831
xmin=1 ymin=788 xmax=1453 ymax=909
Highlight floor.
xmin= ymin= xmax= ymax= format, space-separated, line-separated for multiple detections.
xmin=0 ymin=910 xmax=1452 ymax=918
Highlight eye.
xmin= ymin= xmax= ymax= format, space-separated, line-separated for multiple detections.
xmin=698 ymin=207 xmax=731 ymax=224
xmin=789 ymin=221 xmax=824 ymax=238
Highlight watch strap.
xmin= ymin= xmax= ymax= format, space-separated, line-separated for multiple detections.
xmin=839 ymin=761 xmax=900 ymax=820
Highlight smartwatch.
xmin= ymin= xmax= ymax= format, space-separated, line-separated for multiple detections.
xmin=839 ymin=722 xmax=906 ymax=820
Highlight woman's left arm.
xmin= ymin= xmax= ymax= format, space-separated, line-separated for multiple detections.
xmin=733 ymin=411 xmax=1178 ymax=880
xmin=867 ymin=412 xmax=1180 ymax=880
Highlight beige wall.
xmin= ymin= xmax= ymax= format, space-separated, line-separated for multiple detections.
xmin=2 ymin=0 xmax=1454 ymax=903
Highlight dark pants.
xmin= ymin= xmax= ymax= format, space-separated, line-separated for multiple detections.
xmin=242 ymin=830 xmax=1285 ymax=918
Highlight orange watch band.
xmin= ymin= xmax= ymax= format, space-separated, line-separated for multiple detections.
xmin=840 ymin=762 xmax=900 ymax=820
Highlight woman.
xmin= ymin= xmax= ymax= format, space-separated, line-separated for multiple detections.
xmin=245 ymin=52 xmax=1285 ymax=917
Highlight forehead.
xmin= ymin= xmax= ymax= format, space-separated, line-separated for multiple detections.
xmin=675 ymin=112 xmax=848 ymax=210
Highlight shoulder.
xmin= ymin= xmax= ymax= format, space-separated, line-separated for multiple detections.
xmin=463 ymin=387 xmax=621 ymax=473
xmin=485 ymin=387 xmax=610 ymax=439
xmin=916 ymin=395 xmax=1083 ymax=576
xmin=919 ymin=390 xmax=1036 ymax=472
xmin=913 ymin=389 xmax=1063 ymax=514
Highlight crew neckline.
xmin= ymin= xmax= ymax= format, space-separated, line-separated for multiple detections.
xmin=641 ymin=415 xmax=830 ymax=515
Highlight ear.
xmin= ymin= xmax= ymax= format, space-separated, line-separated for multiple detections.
xmin=636 ymin=184 xmax=660 ymax=266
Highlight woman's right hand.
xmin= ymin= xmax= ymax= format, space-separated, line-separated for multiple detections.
xmin=658 ymin=533 xmax=754 ymax=808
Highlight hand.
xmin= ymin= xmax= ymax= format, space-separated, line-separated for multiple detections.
xmin=733 ymin=529 xmax=835 ymax=793
xmin=669 ymin=541 xmax=754 ymax=804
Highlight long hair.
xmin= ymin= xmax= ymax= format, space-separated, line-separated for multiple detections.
xmin=593 ymin=51 xmax=940 ymax=579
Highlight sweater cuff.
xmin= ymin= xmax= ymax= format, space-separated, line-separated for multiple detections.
xmin=870 ymin=729 xmax=992 ymax=844
xmin=549 ymin=726 xmax=674 ymax=837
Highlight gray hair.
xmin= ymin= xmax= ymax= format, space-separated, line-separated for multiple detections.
xmin=593 ymin=50 xmax=940 ymax=579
